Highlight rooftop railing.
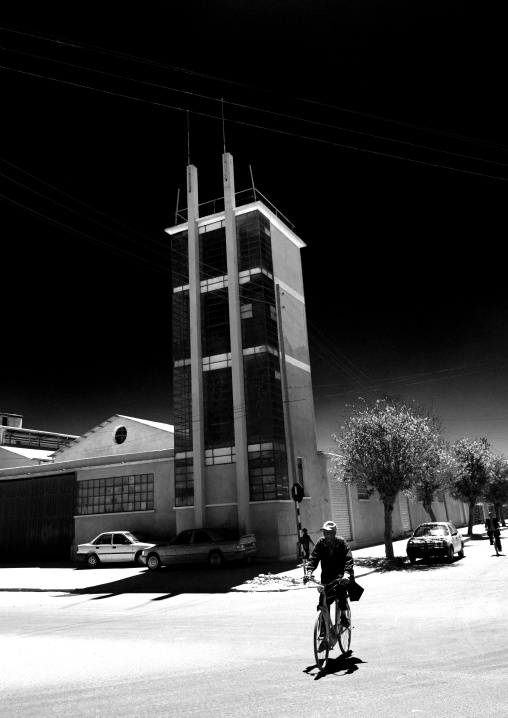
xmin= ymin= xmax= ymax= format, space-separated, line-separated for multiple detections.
xmin=174 ymin=187 xmax=295 ymax=230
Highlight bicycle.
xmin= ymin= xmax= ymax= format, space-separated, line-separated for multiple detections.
xmin=309 ymin=577 xmax=352 ymax=672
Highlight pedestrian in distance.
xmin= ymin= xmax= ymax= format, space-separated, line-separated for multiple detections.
xmin=485 ymin=510 xmax=502 ymax=552
xmin=301 ymin=528 xmax=315 ymax=561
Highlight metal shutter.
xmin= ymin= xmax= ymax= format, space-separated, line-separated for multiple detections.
xmin=400 ymin=494 xmax=411 ymax=532
xmin=329 ymin=478 xmax=352 ymax=540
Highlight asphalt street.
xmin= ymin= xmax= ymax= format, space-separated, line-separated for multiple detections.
xmin=0 ymin=530 xmax=506 ymax=718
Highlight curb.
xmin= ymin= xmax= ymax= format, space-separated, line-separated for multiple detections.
xmin=0 ymin=532 xmax=492 ymax=594
xmin=231 ymin=535 xmax=475 ymax=592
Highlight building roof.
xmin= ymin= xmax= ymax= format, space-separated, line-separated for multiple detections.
xmin=117 ymin=416 xmax=174 ymax=432
xmin=165 ymin=200 xmax=306 ymax=249
xmin=0 ymin=446 xmax=54 ymax=461
xmin=51 ymin=414 xmax=174 ymax=457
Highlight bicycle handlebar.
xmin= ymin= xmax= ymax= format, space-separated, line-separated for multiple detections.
xmin=306 ymin=576 xmax=347 ymax=588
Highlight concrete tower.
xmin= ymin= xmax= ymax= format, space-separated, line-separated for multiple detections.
xmin=165 ymin=155 xmax=327 ymax=558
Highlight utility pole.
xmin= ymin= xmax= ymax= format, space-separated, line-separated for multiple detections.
xmin=276 ymin=283 xmax=301 ymax=562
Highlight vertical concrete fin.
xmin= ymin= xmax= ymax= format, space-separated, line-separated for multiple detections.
xmin=223 ymin=152 xmax=250 ymax=534
xmin=187 ymin=164 xmax=206 ymax=527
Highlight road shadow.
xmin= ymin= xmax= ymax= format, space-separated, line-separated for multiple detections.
xmin=354 ymin=555 xmax=465 ymax=572
xmin=69 ymin=558 xmax=302 ymax=595
xmin=304 ymin=652 xmax=367 ymax=679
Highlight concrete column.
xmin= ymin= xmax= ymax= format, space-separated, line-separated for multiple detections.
xmin=223 ymin=152 xmax=251 ymax=534
xmin=187 ymin=164 xmax=206 ymax=528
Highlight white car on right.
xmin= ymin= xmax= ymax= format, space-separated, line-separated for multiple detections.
xmin=406 ymin=522 xmax=465 ymax=564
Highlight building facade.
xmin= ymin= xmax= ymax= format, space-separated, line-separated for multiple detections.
xmin=166 ymin=154 xmax=328 ymax=558
xmin=0 ymin=415 xmax=175 ymax=562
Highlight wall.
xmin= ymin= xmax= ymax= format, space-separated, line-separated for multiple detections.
xmin=73 ymin=457 xmax=175 ymax=554
xmin=54 ymin=417 xmax=173 ymax=462
xmin=205 ymin=463 xmax=237 ymax=509
xmin=269 ymin=222 xmax=330 ymax=557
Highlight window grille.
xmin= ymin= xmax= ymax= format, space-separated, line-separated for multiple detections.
xmin=76 ymin=474 xmax=154 ymax=515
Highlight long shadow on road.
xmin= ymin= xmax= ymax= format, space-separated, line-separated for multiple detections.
xmin=70 ymin=559 xmax=300 ymax=595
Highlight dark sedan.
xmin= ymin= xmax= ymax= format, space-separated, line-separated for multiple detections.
xmin=140 ymin=528 xmax=257 ymax=570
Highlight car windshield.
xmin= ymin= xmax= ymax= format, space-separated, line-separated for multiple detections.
xmin=414 ymin=525 xmax=448 ymax=537
xmin=125 ymin=532 xmax=140 ymax=542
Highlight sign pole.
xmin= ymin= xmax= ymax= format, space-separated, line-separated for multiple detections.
xmin=295 ymin=500 xmax=306 ymax=572
xmin=291 ymin=482 xmax=305 ymax=573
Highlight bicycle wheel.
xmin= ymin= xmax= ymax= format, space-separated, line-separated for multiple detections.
xmin=338 ymin=602 xmax=352 ymax=654
xmin=313 ymin=613 xmax=330 ymax=671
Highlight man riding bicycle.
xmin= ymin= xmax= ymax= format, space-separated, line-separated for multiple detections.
xmin=303 ymin=521 xmax=354 ymax=628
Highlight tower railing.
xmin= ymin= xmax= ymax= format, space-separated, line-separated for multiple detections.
xmin=175 ymin=188 xmax=295 ymax=230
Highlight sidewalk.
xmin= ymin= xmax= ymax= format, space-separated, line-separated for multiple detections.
xmin=0 ymin=526 xmax=490 ymax=594
xmin=235 ymin=526 xmax=480 ymax=592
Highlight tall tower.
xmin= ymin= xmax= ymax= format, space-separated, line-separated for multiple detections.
xmin=166 ymin=155 xmax=326 ymax=558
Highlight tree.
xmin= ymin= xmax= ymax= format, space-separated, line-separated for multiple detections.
xmin=406 ymin=441 xmax=452 ymax=522
xmin=447 ymin=438 xmax=491 ymax=535
xmin=483 ymin=454 xmax=508 ymax=527
xmin=331 ymin=399 xmax=444 ymax=559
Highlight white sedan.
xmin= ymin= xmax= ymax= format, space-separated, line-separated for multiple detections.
xmin=77 ymin=531 xmax=157 ymax=568
xmin=406 ymin=522 xmax=465 ymax=564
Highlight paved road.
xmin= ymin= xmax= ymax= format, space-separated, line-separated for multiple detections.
xmin=0 ymin=533 xmax=506 ymax=718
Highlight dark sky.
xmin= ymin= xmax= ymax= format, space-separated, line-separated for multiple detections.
xmin=2 ymin=3 xmax=508 ymax=454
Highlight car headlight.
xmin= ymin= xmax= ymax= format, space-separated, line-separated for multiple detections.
xmin=236 ymin=544 xmax=246 ymax=550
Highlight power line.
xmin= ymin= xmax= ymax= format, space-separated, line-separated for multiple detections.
xmin=1 ymin=63 xmax=507 ymax=184
xmin=2 ymin=43 xmax=508 ymax=173
xmin=0 ymin=192 xmax=170 ymax=277
xmin=2 ymin=21 xmax=507 ymax=153
xmin=0 ymin=169 xmax=171 ymax=263
xmin=0 ymin=155 xmax=172 ymax=252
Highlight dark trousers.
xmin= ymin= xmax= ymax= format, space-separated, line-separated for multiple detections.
xmin=325 ymin=583 xmax=348 ymax=611
xmin=488 ymin=530 xmax=502 ymax=550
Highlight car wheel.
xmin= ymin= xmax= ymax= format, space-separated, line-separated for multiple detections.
xmin=407 ymin=554 xmax=416 ymax=565
xmin=208 ymin=551 xmax=224 ymax=569
xmin=458 ymin=543 xmax=465 ymax=559
xmin=147 ymin=553 xmax=161 ymax=570
xmin=447 ymin=545 xmax=454 ymax=562
xmin=86 ymin=553 xmax=100 ymax=568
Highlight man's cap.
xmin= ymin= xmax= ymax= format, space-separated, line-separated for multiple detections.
xmin=321 ymin=521 xmax=337 ymax=531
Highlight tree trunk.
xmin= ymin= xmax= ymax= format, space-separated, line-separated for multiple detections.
xmin=467 ymin=501 xmax=475 ymax=536
xmin=383 ymin=499 xmax=395 ymax=559
xmin=500 ymin=504 xmax=506 ymax=528
xmin=423 ymin=500 xmax=436 ymax=522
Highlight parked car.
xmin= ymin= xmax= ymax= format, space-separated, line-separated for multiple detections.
xmin=140 ymin=528 xmax=257 ymax=570
xmin=406 ymin=522 xmax=465 ymax=564
xmin=77 ymin=531 xmax=157 ymax=568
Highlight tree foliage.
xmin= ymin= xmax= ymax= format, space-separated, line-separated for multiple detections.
xmin=406 ymin=441 xmax=452 ymax=522
xmin=332 ymin=399 xmax=444 ymax=558
xmin=483 ymin=454 xmax=508 ymax=525
xmin=447 ymin=437 xmax=491 ymax=535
